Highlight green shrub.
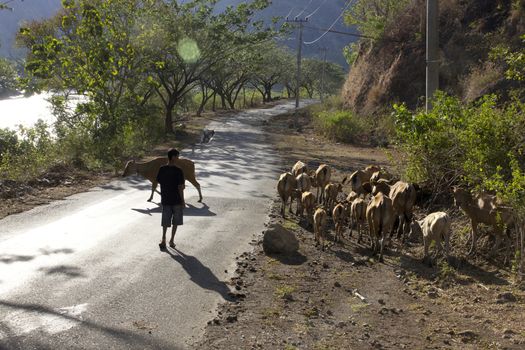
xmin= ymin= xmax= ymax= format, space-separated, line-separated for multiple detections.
xmin=0 ymin=120 xmax=58 ymax=181
xmin=393 ymin=92 xmax=525 ymax=202
xmin=313 ymin=110 xmax=367 ymax=143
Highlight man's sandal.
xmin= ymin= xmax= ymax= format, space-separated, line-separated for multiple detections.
xmin=159 ymin=242 xmax=167 ymax=251
xmin=169 ymin=242 xmax=176 ymax=248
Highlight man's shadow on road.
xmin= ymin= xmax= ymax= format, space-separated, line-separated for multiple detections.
xmin=131 ymin=202 xmax=216 ymax=217
xmin=165 ymin=248 xmax=233 ymax=301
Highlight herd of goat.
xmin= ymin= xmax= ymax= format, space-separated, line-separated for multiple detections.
xmin=121 ymin=155 xmax=514 ymax=265
xmin=277 ymin=161 xmax=515 ymax=264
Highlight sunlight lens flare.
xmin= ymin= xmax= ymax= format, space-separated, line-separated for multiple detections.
xmin=177 ymin=38 xmax=201 ymax=63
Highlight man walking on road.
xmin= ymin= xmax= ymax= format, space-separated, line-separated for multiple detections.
xmin=156 ymin=148 xmax=185 ymax=250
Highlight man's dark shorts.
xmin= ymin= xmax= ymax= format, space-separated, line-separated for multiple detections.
xmin=161 ymin=205 xmax=184 ymax=227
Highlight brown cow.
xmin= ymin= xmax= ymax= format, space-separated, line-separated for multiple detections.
xmin=123 ymin=157 xmax=202 ymax=202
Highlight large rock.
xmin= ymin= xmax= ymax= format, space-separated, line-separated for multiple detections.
xmin=262 ymin=224 xmax=299 ymax=255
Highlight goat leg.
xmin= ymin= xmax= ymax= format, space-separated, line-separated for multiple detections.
xmin=468 ymin=220 xmax=478 ymax=256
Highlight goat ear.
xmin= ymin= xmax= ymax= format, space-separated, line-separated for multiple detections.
xmin=362 ymin=182 xmax=372 ymax=193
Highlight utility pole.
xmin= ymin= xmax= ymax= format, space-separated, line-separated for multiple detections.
xmin=426 ymin=0 xmax=439 ymax=112
xmin=319 ymin=47 xmax=327 ymax=103
xmin=286 ymin=16 xmax=308 ymax=126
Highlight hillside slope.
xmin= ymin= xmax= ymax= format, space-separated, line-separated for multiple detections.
xmin=342 ymin=0 xmax=525 ymax=114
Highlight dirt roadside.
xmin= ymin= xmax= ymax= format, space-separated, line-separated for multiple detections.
xmin=197 ymin=110 xmax=525 ymax=349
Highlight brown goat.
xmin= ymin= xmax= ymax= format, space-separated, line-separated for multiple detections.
xmin=315 ymin=164 xmax=332 ymax=202
xmin=123 ymin=157 xmax=202 ymax=202
xmin=333 ymin=202 xmax=346 ymax=243
xmin=369 ymin=170 xmax=394 ymax=185
xmin=366 ymin=192 xmax=395 ymax=262
xmin=296 ymin=172 xmax=313 ymax=215
xmin=314 ymin=207 xmax=328 ymax=250
xmin=410 ymin=211 xmax=451 ymax=265
xmin=351 ymin=198 xmax=368 ymax=243
xmin=372 ymin=180 xmax=391 ymax=196
xmin=389 ymin=181 xmax=417 ymax=241
xmin=292 ymin=161 xmax=308 ymax=176
xmin=349 ymin=170 xmax=375 ymax=197
xmin=277 ymin=172 xmax=297 ymax=218
xmin=301 ymin=191 xmax=316 ymax=227
xmin=324 ymin=183 xmax=341 ymax=213
xmin=453 ymin=187 xmax=513 ymax=256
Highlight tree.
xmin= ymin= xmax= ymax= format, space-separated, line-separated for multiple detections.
xmin=0 ymin=0 xmax=22 ymax=11
xmin=344 ymin=0 xmax=410 ymax=40
xmin=202 ymin=47 xmax=258 ymax=109
xmin=492 ymin=34 xmax=525 ymax=81
xmin=298 ymin=59 xmax=345 ymax=99
xmin=20 ymin=0 xmax=155 ymax=164
xmin=251 ymin=42 xmax=293 ymax=102
xmin=0 ymin=58 xmax=17 ymax=97
xmin=141 ymin=0 xmax=274 ymax=133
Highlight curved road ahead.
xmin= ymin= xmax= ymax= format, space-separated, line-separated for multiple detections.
xmin=0 ymin=101 xmax=309 ymax=349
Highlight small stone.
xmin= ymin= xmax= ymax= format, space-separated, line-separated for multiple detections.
xmin=327 ymin=310 xmax=333 ymax=316
xmin=458 ymin=330 xmax=477 ymax=342
xmin=337 ymin=321 xmax=346 ymax=328
xmin=427 ymin=288 xmax=438 ymax=299
xmin=334 ymin=281 xmax=341 ymax=288
xmin=378 ymin=299 xmax=385 ymax=305
xmin=226 ymin=315 xmax=238 ymax=323
xmin=224 ymin=270 xmax=228 ymax=273
xmin=496 ymin=292 xmax=517 ymax=303
xmin=322 ymin=262 xmax=330 ymax=269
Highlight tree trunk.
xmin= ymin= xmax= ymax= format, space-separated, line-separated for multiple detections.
xmin=165 ymin=107 xmax=174 ymax=134
xmin=220 ymin=94 xmax=227 ymax=109
xmin=264 ymin=85 xmax=272 ymax=102
xmin=243 ymin=87 xmax=246 ymax=108
xmin=212 ymin=93 xmax=216 ymax=111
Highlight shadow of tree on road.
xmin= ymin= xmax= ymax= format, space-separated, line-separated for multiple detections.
xmin=166 ymin=249 xmax=233 ymax=301
xmin=0 ymin=300 xmax=179 ymax=350
xmin=38 ymin=265 xmax=85 ymax=278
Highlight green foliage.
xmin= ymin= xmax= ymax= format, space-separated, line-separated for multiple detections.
xmin=274 ymin=285 xmax=295 ymax=300
xmin=251 ymin=41 xmax=294 ymax=102
xmin=343 ymin=42 xmax=359 ymax=65
xmin=393 ymin=92 xmax=525 ymax=202
xmin=344 ymin=0 xmax=410 ymax=40
xmin=491 ymin=34 xmax=525 ymax=81
xmin=301 ymin=58 xmax=345 ymax=99
xmin=0 ymin=121 xmax=57 ymax=181
xmin=313 ymin=110 xmax=367 ymax=143
xmin=0 ymin=58 xmax=18 ymax=97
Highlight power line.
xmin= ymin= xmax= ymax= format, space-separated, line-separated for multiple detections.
xmin=303 ymin=0 xmax=355 ymax=46
xmin=304 ymin=25 xmax=403 ymax=42
xmin=295 ymin=0 xmax=313 ymax=18
xmin=284 ymin=7 xmax=295 ymax=20
xmin=305 ymin=0 xmax=328 ymax=20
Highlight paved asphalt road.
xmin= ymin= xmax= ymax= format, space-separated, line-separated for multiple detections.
xmin=0 ymin=101 xmax=311 ymax=349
